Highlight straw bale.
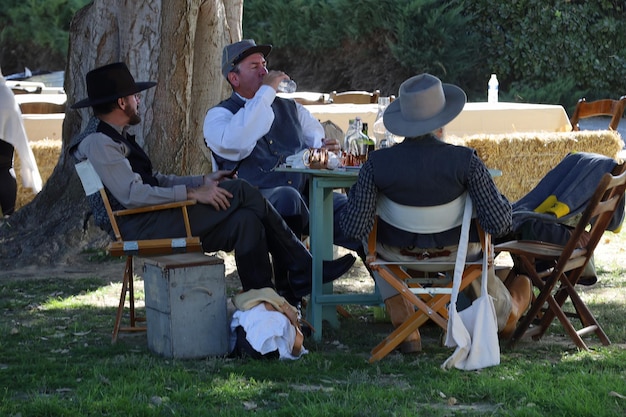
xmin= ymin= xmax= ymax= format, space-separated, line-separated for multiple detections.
xmin=448 ymin=130 xmax=623 ymax=201
xmin=13 ymin=139 xmax=62 ymax=210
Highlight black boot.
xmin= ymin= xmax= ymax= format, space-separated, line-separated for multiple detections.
xmin=288 ymin=254 xmax=356 ymax=298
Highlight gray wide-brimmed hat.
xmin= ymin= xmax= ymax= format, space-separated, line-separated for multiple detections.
xmin=383 ymin=73 xmax=466 ymax=137
xmin=72 ymin=62 xmax=156 ymax=109
xmin=222 ymin=39 xmax=272 ymax=80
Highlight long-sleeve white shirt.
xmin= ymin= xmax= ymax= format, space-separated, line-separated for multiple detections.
xmin=203 ymin=85 xmax=325 ymax=164
xmin=0 ymin=75 xmax=42 ymax=192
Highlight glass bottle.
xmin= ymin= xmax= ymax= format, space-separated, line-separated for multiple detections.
xmin=343 ymin=119 xmax=356 ymax=152
xmin=362 ymin=122 xmax=375 ymax=155
xmin=346 ymin=117 xmax=373 ymax=165
xmin=372 ymin=96 xmax=390 ymax=148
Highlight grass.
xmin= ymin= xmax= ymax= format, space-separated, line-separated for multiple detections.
xmin=1 ymin=231 xmax=626 ymax=416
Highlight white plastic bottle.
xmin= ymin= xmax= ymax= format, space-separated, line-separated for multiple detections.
xmin=488 ymin=74 xmax=499 ymax=103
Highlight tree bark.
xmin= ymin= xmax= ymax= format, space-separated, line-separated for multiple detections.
xmin=0 ymin=0 xmax=243 ymax=268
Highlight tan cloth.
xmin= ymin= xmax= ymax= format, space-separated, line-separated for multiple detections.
xmin=233 ymin=287 xmax=297 ymax=316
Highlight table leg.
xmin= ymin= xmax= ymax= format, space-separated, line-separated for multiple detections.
xmin=308 ymin=177 xmax=338 ymax=340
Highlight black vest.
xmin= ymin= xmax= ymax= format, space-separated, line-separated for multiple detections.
xmin=368 ymin=135 xmax=478 ymax=248
xmin=214 ymin=93 xmax=307 ymax=192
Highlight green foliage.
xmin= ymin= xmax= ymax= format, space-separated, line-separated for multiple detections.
xmin=386 ymin=0 xmax=480 ymax=88
xmin=244 ymin=0 xmax=626 ymax=104
xmin=244 ymin=0 xmax=481 ymax=95
xmin=507 ymin=76 xmax=587 ymax=114
xmin=463 ymin=0 xmax=626 ymax=104
xmin=0 ymin=0 xmax=90 ymax=73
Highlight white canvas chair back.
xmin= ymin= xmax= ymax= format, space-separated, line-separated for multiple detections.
xmin=376 ymin=193 xmax=468 ymax=234
xmin=370 ymin=192 xmax=481 ymax=275
xmin=75 ymin=159 xmax=103 ymax=196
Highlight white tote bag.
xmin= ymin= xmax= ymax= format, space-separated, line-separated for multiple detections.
xmin=442 ymin=197 xmax=500 ymax=371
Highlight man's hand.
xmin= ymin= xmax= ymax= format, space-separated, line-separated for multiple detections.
xmin=205 ymin=170 xmax=238 ymax=182
xmin=188 ymin=178 xmax=233 ymax=210
xmin=321 ymin=137 xmax=341 ymax=153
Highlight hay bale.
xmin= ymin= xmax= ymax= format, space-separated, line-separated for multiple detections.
xmin=13 ymin=139 xmax=62 ymax=210
xmin=448 ymin=130 xmax=623 ymax=201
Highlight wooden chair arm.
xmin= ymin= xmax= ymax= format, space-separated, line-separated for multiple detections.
xmin=108 ymin=237 xmax=202 ymax=257
xmin=113 ymin=200 xmax=197 ymax=217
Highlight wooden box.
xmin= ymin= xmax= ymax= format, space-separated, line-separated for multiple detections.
xmin=142 ymin=253 xmax=228 ymax=358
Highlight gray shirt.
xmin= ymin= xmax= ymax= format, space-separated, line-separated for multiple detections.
xmin=73 ymin=121 xmax=204 ymax=208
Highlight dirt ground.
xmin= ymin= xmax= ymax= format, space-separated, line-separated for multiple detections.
xmin=0 ymin=233 xmax=622 ymax=290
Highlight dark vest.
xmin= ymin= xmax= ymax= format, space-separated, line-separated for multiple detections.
xmin=214 ymin=93 xmax=307 ymax=192
xmin=69 ymin=118 xmax=157 ymax=237
xmin=367 ymin=135 xmax=478 ymax=248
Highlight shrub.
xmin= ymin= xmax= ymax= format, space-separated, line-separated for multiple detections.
xmin=244 ymin=0 xmax=626 ymax=104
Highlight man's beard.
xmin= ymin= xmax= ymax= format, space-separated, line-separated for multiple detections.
xmin=126 ymin=106 xmax=141 ymax=125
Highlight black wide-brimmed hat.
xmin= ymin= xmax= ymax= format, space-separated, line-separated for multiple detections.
xmin=72 ymin=62 xmax=156 ymax=109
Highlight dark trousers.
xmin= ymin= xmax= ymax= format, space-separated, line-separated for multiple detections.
xmin=0 ymin=139 xmax=16 ymax=216
xmin=118 ymin=179 xmax=310 ymax=291
xmin=259 ymin=184 xmax=361 ymax=251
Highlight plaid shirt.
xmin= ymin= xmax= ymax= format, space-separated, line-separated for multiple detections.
xmin=340 ymin=151 xmax=512 ymax=242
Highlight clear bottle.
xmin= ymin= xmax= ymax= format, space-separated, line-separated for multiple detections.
xmin=343 ymin=119 xmax=356 ymax=152
xmin=379 ymin=131 xmax=394 ymax=149
xmin=346 ymin=117 xmax=374 ymax=164
xmin=488 ymin=74 xmax=499 ymax=103
xmin=372 ymin=96 xmax=390 ymax=149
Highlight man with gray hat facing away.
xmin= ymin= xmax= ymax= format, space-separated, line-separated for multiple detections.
xmin=69 ymin=62 xmax=356 ymax=305
xmin=340 ymin=74 xmax=533 ymax=353
xmin=204 ymin=39 xmax=360 ymax=306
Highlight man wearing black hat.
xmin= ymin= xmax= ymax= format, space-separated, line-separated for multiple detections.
xmin=203 ymin=39 xmax=361 ymax=303
xmin=69 ymin=62 xmax=355 ymax=304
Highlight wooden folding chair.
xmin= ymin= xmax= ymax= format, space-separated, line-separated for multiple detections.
xmin=75 ymin=160 xmax=202 ymax=343
xmin=570 ymin=96 xmax=626 ymax=131
xmin=495 ymin=162 xmax=626 ymax=350
xmin=329 ymin=89 xmax=380 ymax=104
xmin=366 ymin=194 xmax=490 ymax=362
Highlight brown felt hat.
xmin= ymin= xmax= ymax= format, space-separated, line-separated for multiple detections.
xmin=383 ymin=73 xmax=466 ymax=137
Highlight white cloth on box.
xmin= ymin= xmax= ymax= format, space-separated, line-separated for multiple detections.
xmin=0 ymin=74 xmax=42 ymax=192
xmin=229 ymin=303 xmax=308 ymax=360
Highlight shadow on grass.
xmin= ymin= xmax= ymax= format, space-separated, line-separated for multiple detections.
xmin=2 ymin=275 xmax=626 ymax=416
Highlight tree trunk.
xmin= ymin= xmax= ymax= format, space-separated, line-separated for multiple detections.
xmin=0 ymin=0 xmax=243 ymax=268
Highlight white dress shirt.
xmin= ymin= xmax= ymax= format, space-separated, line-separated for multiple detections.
xmin=203 ymin=85 xmax=325 ymax=165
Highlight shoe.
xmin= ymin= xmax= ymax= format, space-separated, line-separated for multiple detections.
xmin=385 ymin=294 xmax=422 ymax=353
xmin=500 ymin=274 xmax=532 ymax=339
xmin=289 ymin=254 xmax=356 ymax=297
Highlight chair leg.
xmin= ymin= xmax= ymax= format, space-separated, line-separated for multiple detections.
xmin=111 ymin=256 xmax=146 ymax=344
xmin=369 ymin=266 xmax=483 ymax=362
xmin=534 ymin=272 xmax=610 ymax=349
